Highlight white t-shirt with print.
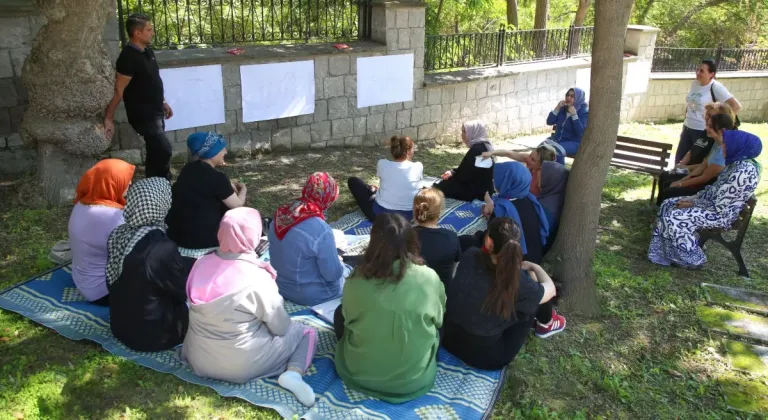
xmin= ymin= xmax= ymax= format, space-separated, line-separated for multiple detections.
xmin=375 ymin=159 xmax=424 ymax=211
xmin=684 ymin=80 xmax=733 ymax=130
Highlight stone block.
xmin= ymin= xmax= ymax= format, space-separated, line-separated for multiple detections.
xmin=110 ymin=149 xmax=142 ymax=165
xmin=414 ymin=89 xmax=427 ymax=108
xmin=411 ymin=107 xmax=429 ymax=126
xmin=0 ymin=78 xmax=17 ymax=108
xmin=0 ymin=18 xmax=31 ymax=49
xmin=327 ymin=139 xmax=344 ymax=148
xmin=225 ymin=85 xmax=241 ymax=110
xmin=272 ymin=128 xmax=292 ymax=151
xmin=453 ymin=85 xmax=467 ymax=102
xmin=170 ymin=141 xmax=189 ymax=163
xmin=466 ymin=83 xmax=477 ymax=100
xmin=418 ymin=123 xmax=437 ymax=140
xmin=310 ymin=141 xmax=327 ymax=149
xmin=29 ymin=14 xmax=48 ymax=39
xmin=222 ymin=63 xmax=241 ymax=86
xmin=329 ymin=55 xmax=350 ymax=76
xmin=353 ymin=116 xmax=367 ymax=136
xmin=526 ymin=73 xmax=537 ymax=90
xmin=475 ymin=81 xmax=488 ymax=99
xmin=324 ymin=76 xmax=345 ymax=98
xmin=396 ymin=9 xmax=410 ymax=28
xmin=311 ymin=121 xmax=331 ymax=142
xmin=367 ymin=113 xmax=384 ymax=134
xmin=449 ymin=103 xmax=461 ymax=120
xmin=349 ymin=98 xmax=369 ymax=117
xmin=441 ymin=86 xmax=454 ymax=104
xmin=174 ymin=127 xmax=195 ymax=144
xmin=195 ymin=124 xmax=215 ymax=133
xmin=384 ymin=111 xmax=397 ymax=131
xmin=314 ymin=100 xmax=328 ymax=122
xmin=332 ymin=118 xmax=354 ymax=138
xmin=409 ymin=9 xmax=425 ymax=28
xmin=119 ymin=124 xmax=143 ymax=149
xmin=292 ymin=125 xmax=311 ymax=149
xmin=257 ymin=119 xmax=278 ymax=131
xmin=344 ymin=136 xmax=363 ymax=147
xmin=427 ymin=88 xmax=441 ymax=105
xmin=402 ymin=127 xmax=418 ymax=140
xmin=370 ymin=104 xmax=387 ymax=114
xmin=328 ymin=97 xmax=349 ymax=120
xmin=477 ymin=97 xmax=493 ymax=115
xmin=0 ymin=108 xmax=10 ymax=135
xmin=362 ymin=134 xmax=378 ymax=147
xmin=386 ymin=28 xmax=399 ymax=51
xmin=228 ymin=132 xmax=251 ymax=157
xmin=5 ymin=133 xmax=22 ymax=148
xmin=410 ymin=28 xmax=425 ymax=50
xmin=397 ymin=29 xmax=411 ymax=50
xmin=344 ymin=75 xmax=356 ymax=97
xmin=0 ymin=51 xmax=12 ymax=79
xmin=487 ymin=79 xmax=501 ymax=96
xmin=278 ymin=117 xmax=296 ymax=129
xmin=252 ymin=131 xmax=271 ymax=152
xmin=314 ymin=57 xmax=329 ymax=78
xmin=396 ymin=109 xmax=411 ymax=129
xmin=414 ymin=48 xmax=424 ymax=68
xmin=428 ymin=105 xmax=442 ymax=123
xmin=297 ymin=113 xmax=314 ymax=125
xmin=386 ymin=102 xmax=403 ymax=112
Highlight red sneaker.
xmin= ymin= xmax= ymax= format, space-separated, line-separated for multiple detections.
xmin=535 ymin=310 xmax=566 ymax=338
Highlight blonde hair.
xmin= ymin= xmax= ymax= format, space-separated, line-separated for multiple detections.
xmin=413 ymin=188 xmax=444 ymax=224
xmin=705 ymin=102 xmax=735 ymax=121
xmin=535 ymin=144 xmax=557 ymax=162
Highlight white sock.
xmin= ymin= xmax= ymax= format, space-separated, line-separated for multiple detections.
xmin=278 ymin=370 xmax=315 ymax=407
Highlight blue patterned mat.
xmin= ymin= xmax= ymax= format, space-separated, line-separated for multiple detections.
xmin=0 ymin=199 xmax=501 ymax=420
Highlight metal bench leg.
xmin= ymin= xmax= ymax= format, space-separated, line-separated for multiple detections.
xmin=650 ymin=177 xmax=658 ymax=205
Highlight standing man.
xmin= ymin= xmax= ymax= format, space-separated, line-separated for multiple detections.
xmin=104 ymin=13 xmax=174 ymax=180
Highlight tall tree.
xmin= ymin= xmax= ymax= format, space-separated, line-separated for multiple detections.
xmin=573 ymin=0 xmax=591 ymax=26
xmin=665 ymin=0 xmax=732 ymax=40
xmin=507 ymin=0 xmax=519 ymax=27
xmin=534 ymin=0 xmax=549 ymax=29
xmin=548 ymin=0 xmax=635 ymax=316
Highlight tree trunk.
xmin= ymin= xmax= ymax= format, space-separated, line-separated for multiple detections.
xmin=548 ymin=0 xmax=635 ymax=317
xmin=665 ymin=0 xmax=731 ymax=41
xmin=20 ymin=0 xmax=114 ymax=205
xmin=573 ymin=0 xmax=591 ymax=26
xmin=533 ymin=0 xmax=549 ymax=56
xmin=637 ymin=0 xmax=656 ymax=24
xmin=436 ymin=0 xmax=445 ymax=30
xmin=568 ymin=0 xmax=591 ymax=55
xmin=507 ymin=0 xmax=519 ymax=27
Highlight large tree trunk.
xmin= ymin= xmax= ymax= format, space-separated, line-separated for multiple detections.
xmin=20 ymin=0 xmax=114 ymax=205
xmin=665 ymin=0 xmax=731 ymax=41
xmin=533 ymin=0 xmax=549 ymax=56
xmin=507 ymin=0 xmax=519 ymax=27
xmin=548 ymin=0 xmax=635 ymax=317
xmin=573 ymin=0 xmax=591 ymax=26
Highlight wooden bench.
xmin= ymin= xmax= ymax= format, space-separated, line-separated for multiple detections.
xmin=606 ymin=136 xmax=673 ymax=203
xmin=699 ymin=195 xmax=757 ymax=278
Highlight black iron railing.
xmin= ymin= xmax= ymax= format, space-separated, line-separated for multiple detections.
xmin=425 ymin=26 xmax=594 ymax=72
xmin=117 ymin=0 xmax=372 ymax=49
xmin=652 ymin=46 xmax=768 ymax=72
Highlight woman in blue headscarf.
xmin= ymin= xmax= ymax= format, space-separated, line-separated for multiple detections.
xmin=461 ymin=161 xmax=550 ymax=263
xmin=166 ymin=132 xmax=248 ymax=250
xmin=541 ymin=87 xmax=589 ymax=164
xmin=649 ymin=113 xmax=762 ymax=270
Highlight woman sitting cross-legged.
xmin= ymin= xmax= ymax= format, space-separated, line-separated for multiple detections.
xmin=68 ymin=159 xmax=135 ymax=306
xmin=413 ymin=188 xmax=462 ymax=285
xmin=166 ymin=132 xmax=247 ymax=250
xmin=460 ymin=161 xmax=550 ymax=264
xmin=268 ymin=172 xmax=351 ymax=306
xmin=107 ymin=177 xmax=197 ymax=352
xmin=181 ymin=207 xmax=317 ymax=406
xmin=443 ymin=217 xmax=565 ymax=370
xmin=435 ymin=120 xmax=495 ymax=202
xmin=347 ymin=135 xmax=423 ymax=222
xmin=541 ymin=87 xmax=589 ymax=164
xmin=649 ymin=113 xmax=762 ymax=270
xmin=334 ymin=213 xmax=446 ymax=403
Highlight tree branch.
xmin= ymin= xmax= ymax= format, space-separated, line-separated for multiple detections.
xmin=665 ymin=0 xmax=734 ymax=40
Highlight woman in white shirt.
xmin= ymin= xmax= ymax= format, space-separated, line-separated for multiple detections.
xmin=675 ymin=59 xmax=741 ymax=164
xmin=347 ymin=136 xmax=424 ymax=222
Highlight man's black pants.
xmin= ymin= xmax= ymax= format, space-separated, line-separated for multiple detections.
xmin=131 ymin=118 xmax=172 ymax=180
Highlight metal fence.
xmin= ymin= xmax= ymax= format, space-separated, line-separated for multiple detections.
xmin=425 ymin=26 xmax=594 ymax=72
xmin=117 ymin=0 xmax=371 ymax=49
xmin=652 ymin=46 xmax=768 ymax=72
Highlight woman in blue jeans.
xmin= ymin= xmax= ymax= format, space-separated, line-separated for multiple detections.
xmin=541 ymin=87 xmax=589 ymax=164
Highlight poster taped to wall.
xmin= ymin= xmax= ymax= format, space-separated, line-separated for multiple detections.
xmin=357 ymin=54 xmax=414 ymax=108
xmin=241 ymin=61 xmax=315 ymax=123
xmin=624 ymin=61 xmax=651 ymax=95
xmin=160 ymin=65 xmax=226 ymax=131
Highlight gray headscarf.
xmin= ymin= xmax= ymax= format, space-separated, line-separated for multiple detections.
xmin=106 ymin=177 xmax=173 ymax=285
xmin=463 ymin=120 xmax=494 ymax=151
xmin=537 ymin=161 xmax=569 ymax=227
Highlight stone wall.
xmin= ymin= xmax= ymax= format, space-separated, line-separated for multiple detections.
xmin=633 ymin=73 xmax=768 ymax=122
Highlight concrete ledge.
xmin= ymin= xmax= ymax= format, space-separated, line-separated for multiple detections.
xmin=626 ymin=25 xmax=662 ymax=33
xmin=424 ymin=57 xmax=592 ymax=86
xmin=371 ymin=0 xmax=427 ymax=8
xmin=155 ymin=41 xmax=388 ymax=67
xmin=650 ymin=71 xmax=768 ymax=80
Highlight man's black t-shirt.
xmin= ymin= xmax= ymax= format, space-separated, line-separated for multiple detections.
xmin=688 ymin=135 xmax=715 ymax=166
xmin=415 ymin=226 xmax=462 ymax=284
xmin=115 ymin=44 xmax=165 ymax=123
xmin=166 ymin=161 xmax=235 ymax=249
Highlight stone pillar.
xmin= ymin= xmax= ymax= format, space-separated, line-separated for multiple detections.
xmin=621 ymin=25 xmax=660 ymax=122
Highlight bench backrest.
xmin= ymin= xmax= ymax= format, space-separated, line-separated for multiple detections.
xmin=732 ymin=195 xmax=758 ymax=231
xmin=611 ymin=136 xmax=673 ymax=175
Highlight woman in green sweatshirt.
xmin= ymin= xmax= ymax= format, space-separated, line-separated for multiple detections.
xmin=334 ymin=213 xmax=446 ymax=403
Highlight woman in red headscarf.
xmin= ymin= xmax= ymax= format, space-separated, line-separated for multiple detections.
xmin=68 ymin=158 xmax=135 ymax=305
xmin=267 ymin=172 xmax=351 ymax=306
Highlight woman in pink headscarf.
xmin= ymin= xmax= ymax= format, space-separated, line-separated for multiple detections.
xmin=181 ymin=207 xmax=317 ymax=407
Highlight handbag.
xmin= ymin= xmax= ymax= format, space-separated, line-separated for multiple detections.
xmin=710 ymin=82 xmax=741 ymax=128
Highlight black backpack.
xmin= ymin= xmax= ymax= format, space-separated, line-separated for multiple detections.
xmin=710 ymin=82 xmax=741 ymax=128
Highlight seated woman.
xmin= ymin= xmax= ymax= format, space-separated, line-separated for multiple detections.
xmin=656 ymin=102 xmax=735 ymax=206
xmin=347 ymin=136 xmax=423 ymax=222
xmin=182 ymin=208 xmax=317 ymax=406
xmin=166 ymin=132 xmax=247 ymax=250
xmin=435 ymin=120 xmax=495 ymax=202
xmin=460 ymin=162 xmax=550 ymax=264
xmin=649 ymin=114 xmax=762 ymax=269
xmin=107 ymin=177 xmax=197 ymax=352
xmin=413 ymin=188 xmax=461 ymax=284
xmin=537 ymin=161 xmax=569 ymax=248
xmin=334 ymin=213 xmax=445 ymax=403
xmin=481 ymin=144 xmax=559 ymax=197
xmin=268 ymin=172 xmax=350 ymax=306
xmin=443 ymin=217 xmax=564 ymax=370
xmin=542 ymin=87 xmax=589 ymax=164
xmin=68 ymin=159 xmax=135 ymax=305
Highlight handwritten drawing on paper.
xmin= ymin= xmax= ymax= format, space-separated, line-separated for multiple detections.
xmin=160 ymin=64 xmax=226 ymax=131
xmin=356 ymin=54 xmax=414 ymax=108
xmin=240 ymin=61 xmax=315 ymax=123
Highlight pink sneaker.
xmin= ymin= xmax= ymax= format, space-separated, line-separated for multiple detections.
xmin=535 ymin=310 xmax=566 ymax=338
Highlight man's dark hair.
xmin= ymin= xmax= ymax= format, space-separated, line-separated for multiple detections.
xmin=126 ymin=13 xmax=150 ymax=38
xmin=701 ymin=59 xmax=717 ymax=74
xmin=709 ymin=112 xmax=734 ymax=132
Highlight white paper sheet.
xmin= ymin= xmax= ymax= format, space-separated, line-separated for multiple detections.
xmin=240 ymin=61 xmax=315 ymax=123
xmin=575 ymin=67 xmax=591 ymax=101
xmin=311 ymin=298 xmax=341 ymax=324
xmin=356 ymin=54 xmax=414 ymax=108
xmin=624 ymin=61 xmax=651 ymax=95
xmin=474 ymin=156 xmax=493 ymax=168
xmin=160 ymin=65 xmax=226 ymax=131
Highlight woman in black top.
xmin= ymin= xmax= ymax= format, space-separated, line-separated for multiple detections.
xmin=106 ymin=177 xmax=197 ymax=352
xmin=413 ymin=188 xmax=462 ymax=284
xmin=443 ymin=217 xmax=565 ymax=370
xmin=435 ymin=120 xmax=495 ymax=202
xmin=166 ymin=132 xmax=247 ymax=250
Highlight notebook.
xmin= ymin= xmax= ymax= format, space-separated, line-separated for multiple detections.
xmin=311 ymin=298 xmax=341 ymax=324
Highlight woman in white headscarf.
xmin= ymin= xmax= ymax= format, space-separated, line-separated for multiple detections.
xmin=435 ymin=120 xmax=495 ymax=202
xmin=107 ymin=177 xmax=196 ymax=352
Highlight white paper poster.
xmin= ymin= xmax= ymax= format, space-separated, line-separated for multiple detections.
xmin=160 ymin=65 xmax=225 ymax=131
xmin=624 ymin=61 xmax=652 ymax=95
xmin=357 ymin=54 xmax=414 ymax=108
xmin=575 ymin=67 xmax=591 ymax=101
xmin=240 ymin=60 xmax=315 ymax=123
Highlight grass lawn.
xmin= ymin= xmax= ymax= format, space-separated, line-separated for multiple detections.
xmin=1 ymin=122 xmax=767 ymax=419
